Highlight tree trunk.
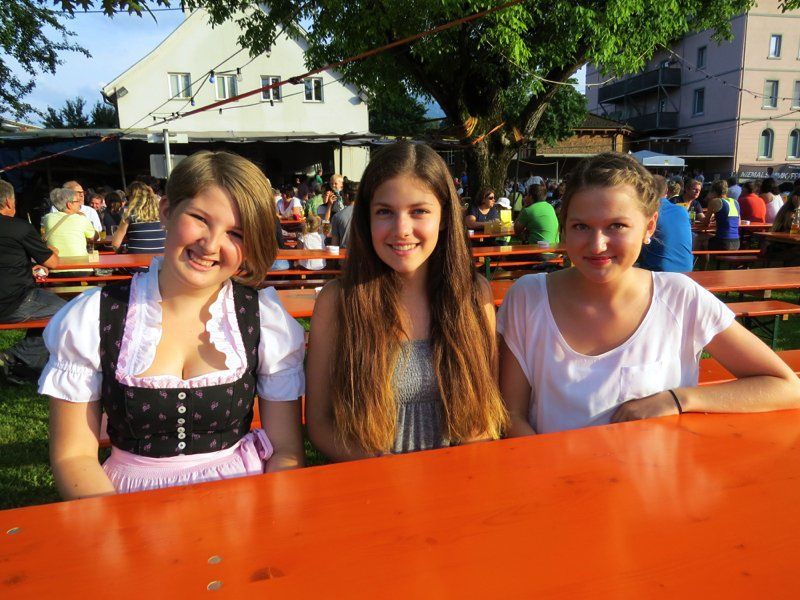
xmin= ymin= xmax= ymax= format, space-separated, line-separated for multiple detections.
xmin=463 ymin=139 xmax=517 ymax=201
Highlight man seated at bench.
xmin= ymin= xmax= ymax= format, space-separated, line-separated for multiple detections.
xmin=41 ymin=187 xmax=97 ymax=279
xmin=0 ymin=180 xmax=65 ymax=385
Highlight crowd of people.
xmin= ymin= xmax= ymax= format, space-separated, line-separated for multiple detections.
xmin=2 ymin=145 xmax=800 ymax=501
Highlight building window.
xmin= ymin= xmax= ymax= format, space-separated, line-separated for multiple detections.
xmin=793 ymin=81 xmax=800 ymax=109
xmin=216 ymin=75 xmax=237 ymax=100
xmin=693 ymin=88 xmax=705 ymax=115
xmin=763 ymin=80 xmax=779 ymax=108
xmin=769 ymin=34 xmax=782 ymax=58
xmin=789 ymin=129 xmax=800 ymax=159
xmin=169 ymin=73 xmax=191 ymax=99
xmin=304 ymin=77 xmax=323 ymax=102
xmin=759 ymin=129 xmax=774 ymax=159
xmin=696 ymin=46 xmax=707 ymax=68
xmin=261 ymin=76 xmax=282 ymax=102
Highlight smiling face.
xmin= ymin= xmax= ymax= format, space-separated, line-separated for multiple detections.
xmin=159 ymin=184 xmax=245 ymax=295
xmin=684 ymin=181 xmax=701 ymax=201
xmin=564 ymin=184 xmax=657 ymax=285
xmin=370 ymin=174 xmax=443 ymax=280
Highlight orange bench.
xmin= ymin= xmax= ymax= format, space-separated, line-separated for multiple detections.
xmin=0 ymin=318 xmax=49 ymax=331
xmin=727 ymin=300 xmax=800 ymax=348
xmin=41 ymin=275 xmax=132 ymax=284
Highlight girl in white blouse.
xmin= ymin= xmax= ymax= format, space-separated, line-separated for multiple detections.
xmin=41 ymin=151 xmax=306 ymax=499
xmin=498 ymin=152 xmax=800 ymax=435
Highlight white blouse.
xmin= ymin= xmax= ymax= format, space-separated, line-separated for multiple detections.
xmin=39 ymin=257 xmax=306 ymax=403
xmin=497 ymin=271 xmax=735 ymax=433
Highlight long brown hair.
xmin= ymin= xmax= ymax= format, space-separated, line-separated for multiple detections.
xmin=331 ymin=141 xmax=507 ymax=453
xmin=165 ymin=150 xmax=277 ymax=288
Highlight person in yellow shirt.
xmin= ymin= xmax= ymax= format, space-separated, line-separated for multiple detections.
xmin=41 ymin=187 xmax=97 ymax=277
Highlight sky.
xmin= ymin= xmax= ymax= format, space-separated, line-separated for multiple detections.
xmin=11 ymin=8 xmax=187 ymax=122
xmin=11 ymin=8 xmax=586 ymax=125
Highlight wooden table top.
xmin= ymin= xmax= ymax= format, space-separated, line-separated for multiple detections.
xmin=753 ymin=231 xmax=800 ymax=245
xmin=2 ymin=411 xmax=800 ymax=597
xmin=687 ymin=266 xmax=800 ymax=292
xmin=693 ymin=223 xmax=771 ymax=233
xmin=275 ymin=289 xmax=316 ymax=318
xmin=53 ymin=253 xmax=158 ymax=270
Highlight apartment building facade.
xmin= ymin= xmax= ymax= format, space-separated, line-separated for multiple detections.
xmin=585 ymin=0 xmax=800 ymax=180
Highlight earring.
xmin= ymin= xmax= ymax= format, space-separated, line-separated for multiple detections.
xmin=643 ymin=236 xmax=651 ymax=245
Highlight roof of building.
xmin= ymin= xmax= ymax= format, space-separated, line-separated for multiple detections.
xmin=577 ymin=113 xmax=634 ymax=132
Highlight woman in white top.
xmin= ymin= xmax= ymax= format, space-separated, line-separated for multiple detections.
xmin=761 ymin=178 xmax=784 ymax=223
xmin=277 ymin=185 xmax=303 ymax=220
xmin=498 ymin=152 xmax=800 ymax=435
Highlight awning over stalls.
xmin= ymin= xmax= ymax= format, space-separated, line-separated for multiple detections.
xmin=630 ymin=150 xmax=686 ymax=168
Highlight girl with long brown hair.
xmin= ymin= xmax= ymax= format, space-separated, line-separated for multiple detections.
xmin=306 ymin=141 xmax=507 ymax=459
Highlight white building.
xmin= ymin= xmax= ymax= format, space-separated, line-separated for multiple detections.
xmin=102 ymin=8 xmax=372 ymax=181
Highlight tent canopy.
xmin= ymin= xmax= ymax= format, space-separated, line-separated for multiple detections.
xmin=630 ymin=150 xmax=686 ymax=168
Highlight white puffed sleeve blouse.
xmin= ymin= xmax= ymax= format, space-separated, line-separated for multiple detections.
xmin=39 ymin=257 xmax=305 ymax=403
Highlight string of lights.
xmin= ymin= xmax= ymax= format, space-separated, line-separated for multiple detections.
xmin=662 ymin=47 xmax=799 ymax=104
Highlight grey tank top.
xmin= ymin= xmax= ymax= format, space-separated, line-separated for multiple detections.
xmin=391 ymin=340 xmax=450 ymax=454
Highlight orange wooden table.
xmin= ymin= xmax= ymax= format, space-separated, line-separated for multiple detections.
xmin=687 ymin=266 xmax=800 ymax=293
xmin=753 ymin=231 xmax=800 ymax=245
xmin=275 ymin=289 xmax=316 ymax=318
xmin=52 ymin=253 xmax=158 ymax=271
xmin=3 ymin=411 xmax=800 ymax=597
xmin=276 ymin=248 xmax=347 ymax=261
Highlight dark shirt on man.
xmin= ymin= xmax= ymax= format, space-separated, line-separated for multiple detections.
xmin=0 ymin=215 xmax=53 ymax=320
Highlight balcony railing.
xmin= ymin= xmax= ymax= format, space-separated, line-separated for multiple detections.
xmin=598 ymin=67 xmax=682 ymax=103
xmin=625 ymin=111 xmax=679 ymax=132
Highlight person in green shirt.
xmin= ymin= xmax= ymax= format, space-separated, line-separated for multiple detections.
xmin=304 ymin=183 xmax=324 ymax=218
xmin=514 ymin=183 xmax=559 ymax=245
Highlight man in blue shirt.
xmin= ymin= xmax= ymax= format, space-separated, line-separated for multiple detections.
xmin=639 ymin=176 xmax=694 ymax=273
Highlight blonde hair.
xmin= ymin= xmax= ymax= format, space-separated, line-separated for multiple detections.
xmin=559 ymin=152 xmax=659 ymax=235
xmin=165 ymin=151 xmax=277 ymax=288
xmin=304 ymin=213 xmax=322 ymax=234
xmin=124 ymin=182 xmax=160 ymax=223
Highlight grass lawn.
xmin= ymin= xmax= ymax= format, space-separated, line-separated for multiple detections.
xmin=3 ymin=294 xmax=800 ymax=511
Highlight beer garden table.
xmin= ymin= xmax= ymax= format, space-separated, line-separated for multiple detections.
xmin=2 ymin=410 xmax=799 ymax=597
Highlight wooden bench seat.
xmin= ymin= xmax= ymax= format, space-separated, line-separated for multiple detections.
xmin=726 ymin=300 xmax=800 ymax=348
xmin=727 ymin=300 xmax=800 ymax=318
xmin=0 ymin=318 xmax=50 ymax=331
xmin=49 ymin=285 xmax=98 ymax=298
xmin=691 ymin=249 xmax=761 ymax=256
xmin=265 ymin=269 xmax=341 ymax=278
xmin=269 ymin=279 xmax=329 ymax=290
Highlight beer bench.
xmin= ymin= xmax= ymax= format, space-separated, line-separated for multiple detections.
xmin=265 ymin=269 xmax=341 ymax=278
xmin=727 ymin=300 xmax=800 ymax=348
xmin=0 ymin=319 xmax=49 ymax=331
xmin=41 ymin=274 xmax=132 ymax=284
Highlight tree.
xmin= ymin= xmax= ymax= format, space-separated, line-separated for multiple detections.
xmin=0 ymin=1 xmax=168 ymax=121
xmin=41 ymin=96 xmax=118 ymax=127
xmin=185 ymin=0 xmax=799 ymax=194
xmin=368 ymin=84 xmax=429 ymax=137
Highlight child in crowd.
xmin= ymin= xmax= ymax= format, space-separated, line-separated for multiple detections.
xmin=298 ymin=214 xmax=327 ymax=271
xmin=306 ymin=141 xmax=507 ymax=459
xmin=42 ymin=151 xmax=306 ymax=498
xmin=498 ymin=152 xmax=800 ymax=435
